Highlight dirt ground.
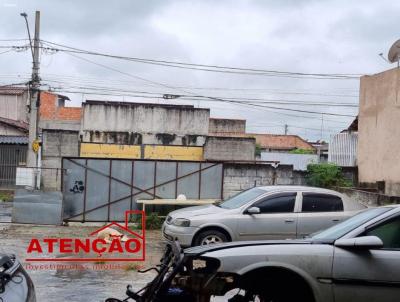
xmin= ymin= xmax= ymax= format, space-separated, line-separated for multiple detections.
xmin=0 ymin=202 xmax=165 ymax=302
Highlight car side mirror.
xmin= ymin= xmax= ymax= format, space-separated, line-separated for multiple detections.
xmin=246 ymin=207 xmax=261 ymax=215
xmin=334 ymin=236 xmax=383 ymax=249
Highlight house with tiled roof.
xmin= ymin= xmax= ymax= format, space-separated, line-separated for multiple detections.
xmin=0 ymin=86 xmax=82 ymax=188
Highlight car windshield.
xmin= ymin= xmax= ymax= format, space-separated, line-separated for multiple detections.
xmin=312 ymin=207 xmax=392 ymax=241
xmin=218 ymin=188 xmax=266 ymax=209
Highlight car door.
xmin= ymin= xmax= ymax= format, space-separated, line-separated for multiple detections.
xmin=236 ymin=192 xmax=298 ymax=240
xmin=332 ymin=214 xmax=400 ymax=302
xmin=297 ymin=192 xmax=345 ymax=237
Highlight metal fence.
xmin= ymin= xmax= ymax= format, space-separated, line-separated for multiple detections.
xmin=329 ymin=132 xmax=358 ymax=167
xmin=0 ymin=145 xmax=27 ymax=188
xmin=62 ymin=158 xmax=224 ymax=222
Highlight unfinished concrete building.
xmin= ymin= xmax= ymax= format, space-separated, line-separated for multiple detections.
xmin=358 ymin=68 xmax=400 ymax=196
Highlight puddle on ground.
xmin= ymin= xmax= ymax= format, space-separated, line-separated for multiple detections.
xmin=0 ymin=208 xmax=164 ymax=302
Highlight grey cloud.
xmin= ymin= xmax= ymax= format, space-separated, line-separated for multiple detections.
xmin=0 ymin=0 xmax=397 ymax=140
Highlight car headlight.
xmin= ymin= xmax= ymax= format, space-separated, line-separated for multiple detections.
xmin=172 ymin=218 xmax=190 ymax=227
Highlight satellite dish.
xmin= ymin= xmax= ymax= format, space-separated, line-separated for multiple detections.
xmin=388 ymin=39 xmax=400 ymax=63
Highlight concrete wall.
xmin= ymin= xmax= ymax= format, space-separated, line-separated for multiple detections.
xmin=0 ymin=93 xmax=28 ymax=122
xmin=38 ymin=92 xmax=82 ymax=190
xmin=41 ymin=130 xmax=79 ymax=190
xmin=336 ymin=187 xmax=400 ymax=207
xmin=223 ymin=163 xmax=306 ymax=198
xmin=144 ymin=145 xmax=203 ymax=161
xmin=83 ymin=131 xmax=207 ymax=146
xmin=260 ymin=152 xmax=319 ymax=171
xmin=204 ymin=136 xmax=255 ymax=161
xmin=79 ymin=143 xmax=204 ymax=161
xmin=359 ymin=68 xmax=400 ymax=196
xmin=209 ymin=118 xmax=246 ymax=134
xmin=0 ymin=124 xmax=26 ymax=136
xmin=81 ymin=101 xmax=210 ymax=146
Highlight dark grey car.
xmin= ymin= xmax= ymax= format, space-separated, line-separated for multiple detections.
xmin=0 ymin=254 xmax=36 ymax=302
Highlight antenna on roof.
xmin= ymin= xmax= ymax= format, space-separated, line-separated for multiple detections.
xmin=388 ymin=39 xmax=400 ymax=67
xmin=378 ymin=53 xmax=389 ymax=63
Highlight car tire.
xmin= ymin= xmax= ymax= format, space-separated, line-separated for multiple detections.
xmin=193 ymin=230 xmax=228 ymax=246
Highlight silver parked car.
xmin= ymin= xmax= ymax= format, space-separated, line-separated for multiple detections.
xmin=110 ymin=205 xmax=400 ymax=302
xmin=163 ymin=186 xmax=365 ymax=246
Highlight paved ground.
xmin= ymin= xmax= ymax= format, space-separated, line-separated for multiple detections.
xmin=0 ymin=202 xmax=165 ymax=302
xmin=0 ymin=202 xmax=234 ymax=301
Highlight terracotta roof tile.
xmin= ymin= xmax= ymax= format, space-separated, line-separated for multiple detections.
xmin=0 ymin=117 xmax=29 ymax=132
xmin=209 ymin=132 xmax=315 ymax=150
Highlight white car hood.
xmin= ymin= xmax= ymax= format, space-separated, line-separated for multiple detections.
xmin=169 ymin=204 xmax=227 ymax=218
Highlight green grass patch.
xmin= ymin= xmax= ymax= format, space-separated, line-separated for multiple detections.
xmin=0 ymin=192 xmax=13 ymax=202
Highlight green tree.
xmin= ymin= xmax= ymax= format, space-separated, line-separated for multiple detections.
xmin=306 ymin=163 xmax=351 ymax=188
xmin=289 ymin=148 xmax=314 ymax=154
xmin=255 ymin=143 xmax=262 ymax=157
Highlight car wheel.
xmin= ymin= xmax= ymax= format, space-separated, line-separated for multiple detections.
xmin=194 ymin=230 xmax=228 ymax=246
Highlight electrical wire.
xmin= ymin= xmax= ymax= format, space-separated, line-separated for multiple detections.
xmin=36 ymin=55 xmax=358 ymax=116
xmin=0 ymin=49 xmax=13 ymax=55
xmin=42 ymin=82 xmax=358 ymax=108
xmin=40 ymin=40 xmax=362 ymax=80
xmin=0 ymin=40 xmax=357 ymax=125
xmin=37 ymin=73 xmax=359 ymax=98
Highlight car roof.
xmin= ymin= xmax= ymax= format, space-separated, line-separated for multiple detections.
xmin=257 ymin=185 xmax=342 ymax=195
xmin=381 ymin=204 xmax=400 ymax=209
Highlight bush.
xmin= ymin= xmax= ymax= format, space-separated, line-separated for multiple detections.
xmin=289 ymin=148 xmax=314 ymax=154
xmin=131 ymin=212 xmax=164 ymax=230
xmin=255 ymin=143 xmax=262 ymax=157
xmin=306 ymin=163 xmax=351 ymax=188
xmin=145 ymin=212 xmax=164 ymax=229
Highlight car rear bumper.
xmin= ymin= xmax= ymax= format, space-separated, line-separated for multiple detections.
xmin=162 ymin=223 xmax=199 ymax=247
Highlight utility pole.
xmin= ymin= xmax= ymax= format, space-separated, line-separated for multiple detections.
xmin=284 ymin=124 xmax=288 ymax=135
xmin=320 ymin=113 xmax=324 ymax=141
xmin=25 ymin=11 xmax=41 ymax=188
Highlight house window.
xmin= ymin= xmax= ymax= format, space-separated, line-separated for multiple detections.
xmin=57 ymin=97 xmax=65 ymax=107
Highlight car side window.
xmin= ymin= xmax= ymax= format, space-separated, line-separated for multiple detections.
xmin=253 ymin=193 xmax=296 ymax=214
xmin=364 ymin=216 xmax=400 ymax=249
xmin=302 ymin=193 xmax=343 ymax=212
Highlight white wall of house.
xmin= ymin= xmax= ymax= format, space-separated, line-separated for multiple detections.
xmin=260 ymin=152 xmax=319 ymax=171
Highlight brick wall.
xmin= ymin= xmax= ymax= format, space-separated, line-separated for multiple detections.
xmin=39 ymin=92 xmax=81 ymax=121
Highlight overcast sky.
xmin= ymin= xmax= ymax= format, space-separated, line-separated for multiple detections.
xmin=1 ymin=0 xmax=399 ymax=141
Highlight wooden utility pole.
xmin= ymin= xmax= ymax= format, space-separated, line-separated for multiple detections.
xmin=26 ymin=11 xmax=40 ymax=188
